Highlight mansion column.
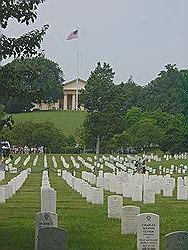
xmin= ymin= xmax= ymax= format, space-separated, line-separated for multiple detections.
xmin=72 ymin=94 xmax=76 ymax=110
xmin=63 ymin=94 xmax=67 ymax=110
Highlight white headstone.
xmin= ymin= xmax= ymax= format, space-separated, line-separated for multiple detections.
xmin=121 ymin=206 xmax=140 ymax=234
xmin=41 ymin=187 xmax=56 ymax=213
xmin=137 ymin=213 xmax=159 ymax=250
xmin=132 ymin=185 xmax=142 ymax=201
xmin=143 ymin=189 xmax=155 ymax=204
xmin=177 ymin=186 xmax=187 ymax=200
xmin=163 ymin=184 xmax=173 ymax=197
xmin=123 ymin=183 xmax=132 ymax=198
xmin=91 ymin=188 xmax=103 ymax=204
xmin=108 ymin=195 xmax=123 ymax=219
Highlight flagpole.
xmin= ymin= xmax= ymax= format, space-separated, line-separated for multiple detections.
xmin=76 ymin=27 xmax=79 ymax=111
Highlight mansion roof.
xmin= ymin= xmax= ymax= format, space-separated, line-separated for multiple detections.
xmin=62 ymin=78 xmax=87 ymax=91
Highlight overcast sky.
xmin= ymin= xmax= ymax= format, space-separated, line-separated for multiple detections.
xmin=4 ymin=0 xmax=188 ymax=85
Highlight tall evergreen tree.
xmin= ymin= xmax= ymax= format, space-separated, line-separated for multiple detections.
xmin=80 ymin=62 xmax=124 ymax=152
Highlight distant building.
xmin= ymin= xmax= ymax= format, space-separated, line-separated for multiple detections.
xmin=59 ymin=78 xmax=87 ymax=110
xmin=31 ymin=78 xmax=87 ymax=111
xmin=31 ymin=101 xmax=59 ymax=111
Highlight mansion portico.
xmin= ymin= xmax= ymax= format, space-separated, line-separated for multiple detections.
xmin=59 ymin=78 xmax=87 ymax=110
xmin=32 ymin=78 xmax=87 ymax=111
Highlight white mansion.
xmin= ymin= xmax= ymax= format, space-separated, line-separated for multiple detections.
xmin=32 ymin=78 xmax=87 ymax=111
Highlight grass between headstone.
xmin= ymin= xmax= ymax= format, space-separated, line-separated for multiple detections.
xmin=0 ymin=154 xmax=187 ymax=249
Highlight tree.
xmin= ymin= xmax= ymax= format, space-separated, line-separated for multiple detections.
xmin=1 ymin=0 xmax=48 ymax=60
xmin=160 ymin=114 xmax=188 ymax=154
xmin=180 ymin=69 xmax=188 ymax=119
xmin=0 ymin=105 xmax=14 ymax=134
xmin=80 ymin=62 xmax=115 ymax=113
xmin=0 ymin=105 xmax=14 ymax=159
xmin=0 ymin=0 xmax=49 ymax=133
xmin=80 ymin=62 xmax=125 ymax=152
xmin=2 ymin=57 xmax=64 ymax=113
xmin=109 ymin=130 xmax=132 ymax=154
xmin=1 ymin=0 xmax=49 ymax=98
xmin=130 ymin=118 xmax=163 ymax=151
xmin=123 ymin=107 xmax=143 ymax=128
xmin=116 ymin=77 xmax=143 ymax=112
xmin=141 ymin=64 xmax=187 ymax=114
xmin=3 ymin=121 xmax=69 ymax=153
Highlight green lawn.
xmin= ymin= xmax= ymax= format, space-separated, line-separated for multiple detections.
xmin=12 ymin=111 xmax=86 ymax=136
xmin=0 ymin=154 xmax=187 ymax=250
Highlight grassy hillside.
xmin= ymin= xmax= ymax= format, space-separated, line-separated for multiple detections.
xmin=12 ymin=111 xmax=87 ymax=136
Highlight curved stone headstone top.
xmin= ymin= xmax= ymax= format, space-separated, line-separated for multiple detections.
xmin=137 ymin=213 xmax=159 ymax=250
xmin=165 ymin=231 xmax=188 ymax=250
xmin=37 ymin=227 xmax=68 ymax=250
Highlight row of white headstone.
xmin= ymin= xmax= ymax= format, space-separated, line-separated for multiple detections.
xmin=77 ymin=155 xmax=95 ymax=171
xmin=0 ymin=169 xmax=29 ymax=203
xmin=35 ymin=170 xmax=58 ymax=250
xmin=34 ymin=155 xmax=187 ymax=205
xmin=60 ymin=156 xmax=69 ymax=169
xmin=165 ymin=153 xmax=188 ymax=160
xmin=60 ymin=169 xmax=188 ymax=250
xmin=23 ymin=155 xmax=31 ymax=166
xmin=75 ymin=169 xmax=188 ymax=202
xmin=33 ymin=155 xmax=39 ymax=166
xmin=70 ymin=156 xmax=80 ymax=169
xmin=60 ymin=155 xmax=188 ymax=202
xmin=52 ymin=156 xmax=57 ymax=168
xmin=41 ymin=170 xmax=56 ymax=213
xmin=76 ymin=154 xmax=188 ymax=176
xmin=62 ymin=170 xmax=104 ymax=204
xmin=100 ymin=154 xmax=188 ymax=173
xmin=5 ymin=154 xmax=39 ymax=168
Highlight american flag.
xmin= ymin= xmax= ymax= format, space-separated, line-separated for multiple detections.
xmin=66 ymin=30 xmax=78 ymax=40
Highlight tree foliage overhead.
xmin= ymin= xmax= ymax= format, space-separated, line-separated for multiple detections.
xmin=1 ymin=0 xmax=49 ymax=60
xmin=1 ymin=25 xmax=49 ymax=60
xmin=1 ymin=0 xmax=49 ymax=99
xmin=1 ymin=0 xmax=45 ymax=28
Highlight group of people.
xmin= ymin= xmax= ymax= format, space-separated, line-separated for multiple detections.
xmin=11 ymin=146 xmax=44 ymax=154
xmin=134 ymin=158 xmax=146 ymax=174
